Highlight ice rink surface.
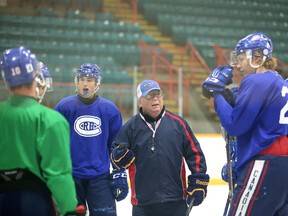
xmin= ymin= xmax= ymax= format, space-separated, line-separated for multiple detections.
xmin=116 ymin=185 xmax=229 ymax=216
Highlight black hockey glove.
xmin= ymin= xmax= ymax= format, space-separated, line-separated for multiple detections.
xmin=222 ymin=87 xmax=239 ymax=107
xmin=202 ymin=65 xmax=233 ymax=99
xmin=186 ymin=173 xmax=210 ymax=206
xmin=110 ymin=143 xmax=135 ymax=169
xmin=64 ymin=205 xmax=86 ymax=216
xmin=110 ymin=169 xmax=129 ymax=202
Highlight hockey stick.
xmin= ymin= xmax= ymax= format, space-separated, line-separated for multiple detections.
xmin=223 ymin=130 xmax=234 ymax=216
xmin=186 ymin=197 xmax=195 ymax=216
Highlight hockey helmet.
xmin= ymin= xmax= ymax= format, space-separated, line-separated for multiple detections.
xmin=38 ymin=61 xmax=53 ymax=92
xmin=76 ymin=63 xmax=102 ymax=80
xmin=230 ymin=32 xmax=273 ymax=68
xmin=35 ymin=61 xmax=53 ymax=103
xmin=75 ymin=63 xmax=102 ymax=97
xmin=1 ymin=47 xmax=38 ymax=88
xmin=235 ymin=32 xmax=273 ymax=58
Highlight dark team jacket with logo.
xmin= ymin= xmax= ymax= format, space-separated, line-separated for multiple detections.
xmin=112 ymin=108 xmax=208 ymax=206
xmin=55 ymin=95 xmax=122 ymax=179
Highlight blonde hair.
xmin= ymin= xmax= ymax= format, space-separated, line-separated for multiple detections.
xmin=253 ymin=50 xmax=277 ymax=70
xmin=263 ymin=57 xmax=277 ymax=71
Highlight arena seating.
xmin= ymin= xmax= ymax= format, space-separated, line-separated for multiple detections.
xmin=139 ymin=0 xmax=288 ymax=67
xmin=1 ymin=0 xmax=287 ymax=122
xmin=0 ymin=9 xmax=157 ymax=83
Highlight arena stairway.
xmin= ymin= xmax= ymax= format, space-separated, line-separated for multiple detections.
xmin=102 ymin=0 xmax=217 ymax=119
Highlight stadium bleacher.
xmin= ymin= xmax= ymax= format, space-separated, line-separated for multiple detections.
xmin=0 ymin=6 xmax=158 ymax=85
xmin=139 ymin=0 xmax=288 ymax=67
xmin=0 ymin=0 xmax=287 ymax=129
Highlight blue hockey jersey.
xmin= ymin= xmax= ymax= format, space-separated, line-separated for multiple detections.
xmin=55 ymin=95 xmax=122 ymax=179
xmin=214 ymin=71 xmax=288 ymax=172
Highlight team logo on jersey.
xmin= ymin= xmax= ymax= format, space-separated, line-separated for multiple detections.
xmin=74 ymin=115 xmax=102 ymax=137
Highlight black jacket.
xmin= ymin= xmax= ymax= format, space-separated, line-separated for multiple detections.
xmin=112 ymin=109 xmax=208 ymax=206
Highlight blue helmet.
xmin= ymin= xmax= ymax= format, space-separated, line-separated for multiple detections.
xmin=38 ymin=61 xmax=50 ymax=79
xmin=76 ymin=63 xmax=102 ymax=79
xmin=38 ymin=61 xmax=53 ymax=92
xmin=1 ymin=47 xmax=38 ymax=88
xmin=75 ymin=63 xmax=102 ymax=97
xmin=35 ymin=61 xmax=53 ymax=103
xmin=235 ymin=32 xmax=273 ymax=58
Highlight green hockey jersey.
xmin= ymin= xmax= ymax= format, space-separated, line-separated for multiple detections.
xmin=0 ymin=95 xmax=77 ymax=215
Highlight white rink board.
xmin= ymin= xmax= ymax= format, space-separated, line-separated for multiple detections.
xmin=196 ymin=134 xmax=227 ymax=180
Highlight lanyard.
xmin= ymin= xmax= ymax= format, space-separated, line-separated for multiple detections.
xmin=140 ymin=111 xmax=165 ymax=152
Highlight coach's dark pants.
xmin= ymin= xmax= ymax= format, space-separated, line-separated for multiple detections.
xmin=132 ymin=200 xmax=187 ymax=216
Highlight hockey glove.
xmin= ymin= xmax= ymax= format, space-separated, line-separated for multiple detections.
xmin=222 ymin=87 xmax=239 ymax=107
xmin=186 ymin=173 xmax=210 ymax=206
xmin=110 ymin=143 xmax=135 ymax=169
xmin=110 ymin=169 xmax=129 ymax=202
xmin=221 ymin=161 xmax=238 ymax=185
xmin=202 ymin=65 xmax=234 ymax=99
xmin=229 ymin=136 xmax=238 ymax=161
xmin=64 ymin=205 xmax=86 ymax=216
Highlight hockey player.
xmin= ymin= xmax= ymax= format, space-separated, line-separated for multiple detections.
xmin=55 ymin=63 xmax=128 ymax=216
xmin=0 ymin=47 xmax=84 ymax=216
xmin=37 ymin=61 xmax=53 ymax=103
xmin=110 ymin=79 xmax=210 ymax=216
xmin=202 ymin=32 xmax=288 ymax=215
